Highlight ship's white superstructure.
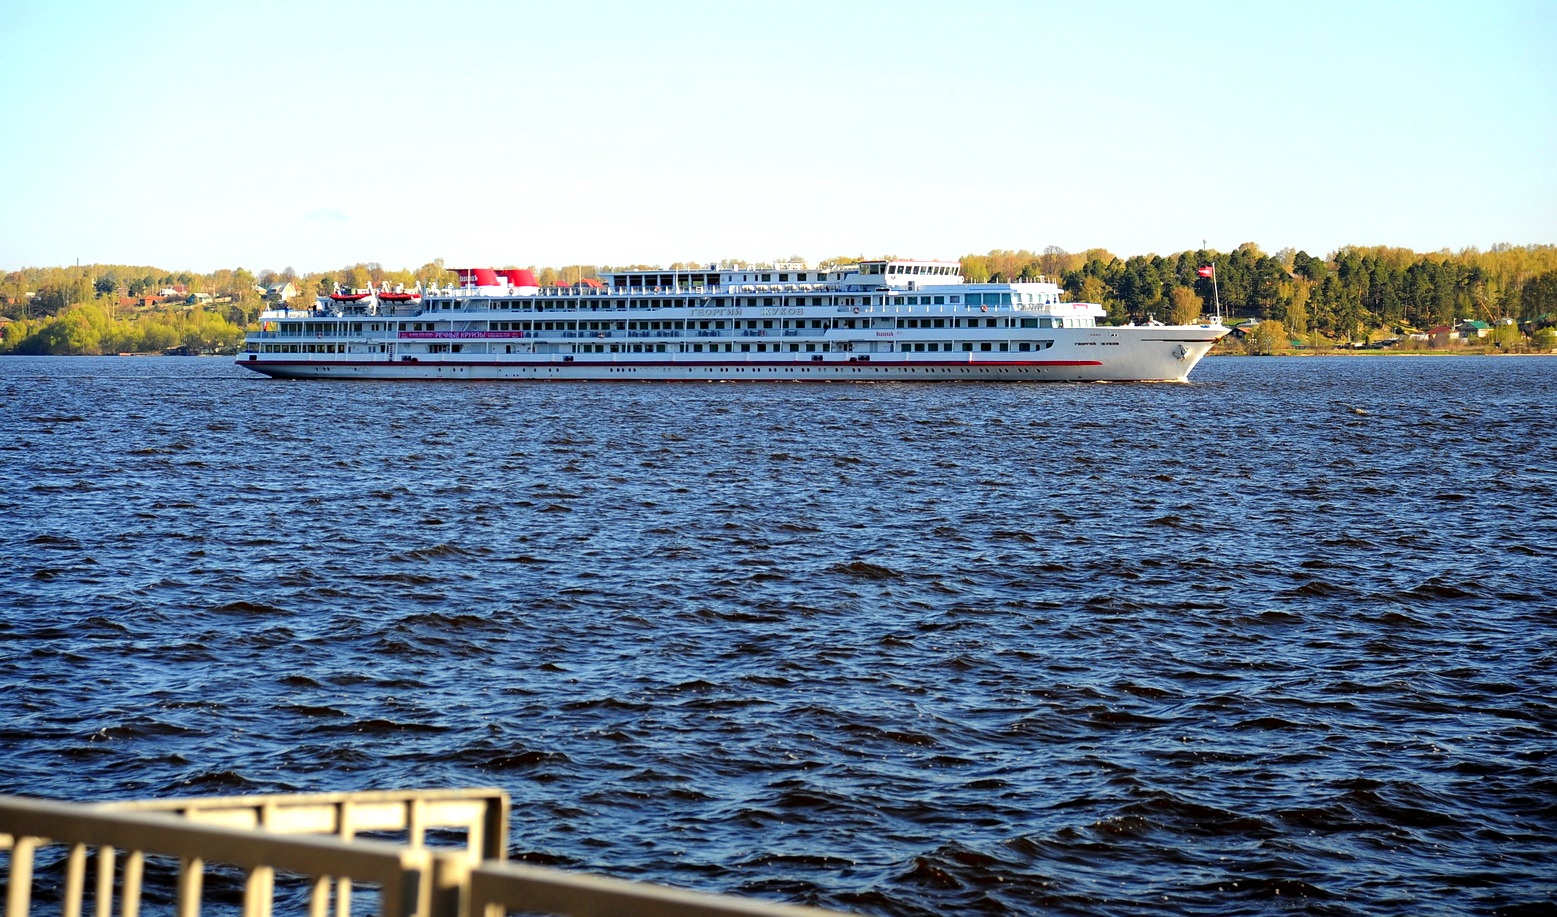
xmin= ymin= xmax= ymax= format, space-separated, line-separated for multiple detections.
xmin=237 ymin=259 xmax=1229 ymax=381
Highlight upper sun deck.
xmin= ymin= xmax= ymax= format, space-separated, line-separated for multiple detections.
xmin=415 ymin=259 xmax=1044 ymax=299
xmin=852 ymin=260 xmax=965 ymax=288
xmin=598 ymin=259 xmax=967 ymax=293
xmin=260 ymin=257 xmax=1082 ymax=322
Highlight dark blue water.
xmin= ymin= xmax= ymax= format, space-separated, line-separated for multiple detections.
xmin=2 ymin=355 xmax=1554 ymax=916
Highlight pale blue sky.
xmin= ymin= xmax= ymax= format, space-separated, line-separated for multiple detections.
xmin=3 ymin=0 xmax=1553 ymax=273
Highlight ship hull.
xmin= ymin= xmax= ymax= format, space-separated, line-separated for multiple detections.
xmin=237 ymin=341 xmax=1221 ymax=383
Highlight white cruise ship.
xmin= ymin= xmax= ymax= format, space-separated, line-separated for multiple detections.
xmin=237 ymin=259 xmax=1229 ymax=382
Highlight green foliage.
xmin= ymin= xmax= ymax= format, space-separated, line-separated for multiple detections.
xmin=1168 ymin=286 xmax=1203 ymax=324
xmin=1245 ymin=320 xmax=1289 ymax=355
xmin=0 ymin=302 xmax=244 ymax=355
xmin=1516 ymin=270 xmax=1557 ymax=323
xmin=1488 ymin=322 xmax=1525 ymax=350
xmin=1292 ymin=251 xmax=1327 ymax=282
xmin=995 ymin=242 xmax=1557 ymax=342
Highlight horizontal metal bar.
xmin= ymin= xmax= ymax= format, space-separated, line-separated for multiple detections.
xmin=97 ymin=788 xmax=509 ymax=861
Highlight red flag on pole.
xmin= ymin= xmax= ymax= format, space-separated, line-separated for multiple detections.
xmin=1197 ymin=265 xmax=1214 ymax=278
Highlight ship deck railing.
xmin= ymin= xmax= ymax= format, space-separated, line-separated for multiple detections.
xmin=422 ymin=284 xmax=852 ymax=299
xmin=246 ymin=320 xmax=1038 ymax=339
xmin=254 ymin=300 xmax=1081 ymax=332
xmin=1 ymin=789 xmax=844 ymax=917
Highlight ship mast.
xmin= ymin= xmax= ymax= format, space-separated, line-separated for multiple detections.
xmin=1210 ymin=262 xmax=1222 ymax=323
xmin=1200 ymin=240 xmax=1223 ymax=324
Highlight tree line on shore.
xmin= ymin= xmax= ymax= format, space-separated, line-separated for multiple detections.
xmin=4 ymin=244 xmax=1556 ymax=356
xmin=965 ymin=243 xmax=1557 ymax=335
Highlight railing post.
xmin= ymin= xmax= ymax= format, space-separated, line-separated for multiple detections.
xmin=306 ymin=874 xmax=331 ymax=917
xmin=335 ymin=803 xmax=354 ymax=917
xmin=95 ymin=846 xmax=117 ymax=917
xmin=380 ymin=850 xmax=430 ymax=917
xmin=427 ymin=855 xmax=469 ymax=917
xmin=64 ymin=842 xmax=88 ymax=917
xmin=122 ymin=849 xmax=145 ymax=917
xmin=176 ymin=856 xmax=203 ymax=917
xmin=244 ymin=865 xmax=275 ymax=917
xmin=7 ymin=835 xmax=38 ymax=917
xmin=405 ymin=800 xmax=425 ymax=850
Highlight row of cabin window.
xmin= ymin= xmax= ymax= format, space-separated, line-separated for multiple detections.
xmin=575 ymin=341 xmax=1053 ymax=353
xmin=965 ymin=293 xmax=1057 ymax=305
xmin=296 ymin=323 xmax=390 ymax=333
xmin=625 ymin=271 xmax=834 ymax=284
xmin=860 ymin=264 xmax=957 ymax=276
xmin=465 ymin=293 xmax=1056 ymax=309
xmin=431 ymin=294 xmax=1020 ymax=311
xmin=262 ymin=344 xmax=349 ymax=353
xmin=719 ymin=272 xmax=824 ymax=283
xmin=260 ymin=340 xmax=1055 ymax=356
xmin=711 ymin=341 xmax=1056 ymax=353
xmin=481 ymin=296 xmax=864 ymax=311
xmin=483 ymin=317 xmax=1050 ymax=332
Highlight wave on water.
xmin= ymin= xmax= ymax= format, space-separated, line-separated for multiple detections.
xmin=1 ymin=356 xmax=1555 ymax=916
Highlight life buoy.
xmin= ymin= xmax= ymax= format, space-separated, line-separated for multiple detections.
xmin=853 ymin=306 xmax=860 ymax=314
xmin=981 ymin=305 xmax=988 ymax=313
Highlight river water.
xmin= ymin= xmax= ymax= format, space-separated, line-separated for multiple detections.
xmin=2 ymin=355 xmax=1553 ymax=916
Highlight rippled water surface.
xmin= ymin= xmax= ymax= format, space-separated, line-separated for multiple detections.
xmin=3 ymin=355 xmax=1554 ymax=916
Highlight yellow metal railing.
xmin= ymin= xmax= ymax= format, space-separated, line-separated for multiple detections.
xmin=1 ymin=796 xmax=431 ymax=917
xmin=1 ymin=790 xmax=845 ymax=917
xmin=96 ymin=789 xmax=509 ymax=865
